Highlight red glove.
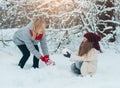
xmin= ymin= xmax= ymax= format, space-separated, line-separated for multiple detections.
xmin=40 ymin=55 xmax=49 ymax=64
xmin=40 ymin=55 xmax=55 ymax=65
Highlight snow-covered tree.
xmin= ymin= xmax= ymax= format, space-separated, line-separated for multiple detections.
xmin=0 ymin=0 xmax=120 ymax=52
xmin=95 ymin=0 xmax=116 ymax=42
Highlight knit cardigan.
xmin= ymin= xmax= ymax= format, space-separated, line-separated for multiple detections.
xmin=70 ymin=48 xmax=98 ymax=76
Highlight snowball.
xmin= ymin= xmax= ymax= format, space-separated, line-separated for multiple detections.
xmin=62 ymin=48 xmax=71 ymax=55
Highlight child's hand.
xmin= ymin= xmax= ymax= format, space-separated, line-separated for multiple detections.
xmin=64 ymin=51 xmax=71 ymax=58
xmin=62 ymin=48 xmax=71 ymax=58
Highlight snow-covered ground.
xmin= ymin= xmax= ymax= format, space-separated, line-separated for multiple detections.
xmin=0 ymin=42 xmax=120 ymax=88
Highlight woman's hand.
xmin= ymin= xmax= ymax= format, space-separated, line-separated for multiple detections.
xmin=40 ymin=55 xmax=55 ymax=65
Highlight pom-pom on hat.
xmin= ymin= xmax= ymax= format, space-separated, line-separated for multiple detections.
xmin=84 ymin=32 xmax=101 ymax=42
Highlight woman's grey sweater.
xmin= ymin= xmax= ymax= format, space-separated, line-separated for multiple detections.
xmin=13 ymin=22 xmax=49 ymax=59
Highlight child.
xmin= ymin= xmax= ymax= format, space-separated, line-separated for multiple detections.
xmin=63 ymin=32 xmax=101 ymax=77
xmin=13 ymin=16 xmax=55 ymax=69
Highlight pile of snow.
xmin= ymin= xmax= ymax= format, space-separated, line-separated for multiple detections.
xmin=0 ymin=42 xmax=120 ymax=88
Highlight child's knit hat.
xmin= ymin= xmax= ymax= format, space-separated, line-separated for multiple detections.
xmin=84 ymin=32 xmax=102 ymax=51
xmin=84 ymin=32 xmax=101 ymax=42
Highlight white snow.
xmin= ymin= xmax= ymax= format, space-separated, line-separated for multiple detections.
xmin=0 ymin=42 xmax=120 ymax=88
xmin=0 ymin=0 xmax=120 ymax=87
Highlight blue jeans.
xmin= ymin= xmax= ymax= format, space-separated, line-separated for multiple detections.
xmin=71 ymin=61 xmax=83 ymax=75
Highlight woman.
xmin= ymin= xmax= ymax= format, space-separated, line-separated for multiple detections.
xmin=64 ymin=32 xmax=101 ymax=77
xmin=13 ymin=17 xmax=55 ymax=69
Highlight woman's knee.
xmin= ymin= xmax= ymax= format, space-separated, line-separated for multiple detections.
xmin=18 ymin=45 xmax=30 ymax=57
xmin=24 ymin=52 xmax=30 ymax=58
xmin=71 ymin=63 xmax=81 ymax=74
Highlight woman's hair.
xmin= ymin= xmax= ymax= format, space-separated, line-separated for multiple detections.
xmin=78 ymin=40 xmax=93 ymax=56
xmin=32 ymin=16 xmax=46 ymax=39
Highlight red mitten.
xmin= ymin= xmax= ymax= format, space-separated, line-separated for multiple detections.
xmin=44 ymin=55 xmax=55 ymax=65
xmin=40 ymin=55 xmax=55 ymax=65
xmin=40 ymin=55 xmax=49 ymax=64
xmin=44 ymin=55 xmax=49 ymax=59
